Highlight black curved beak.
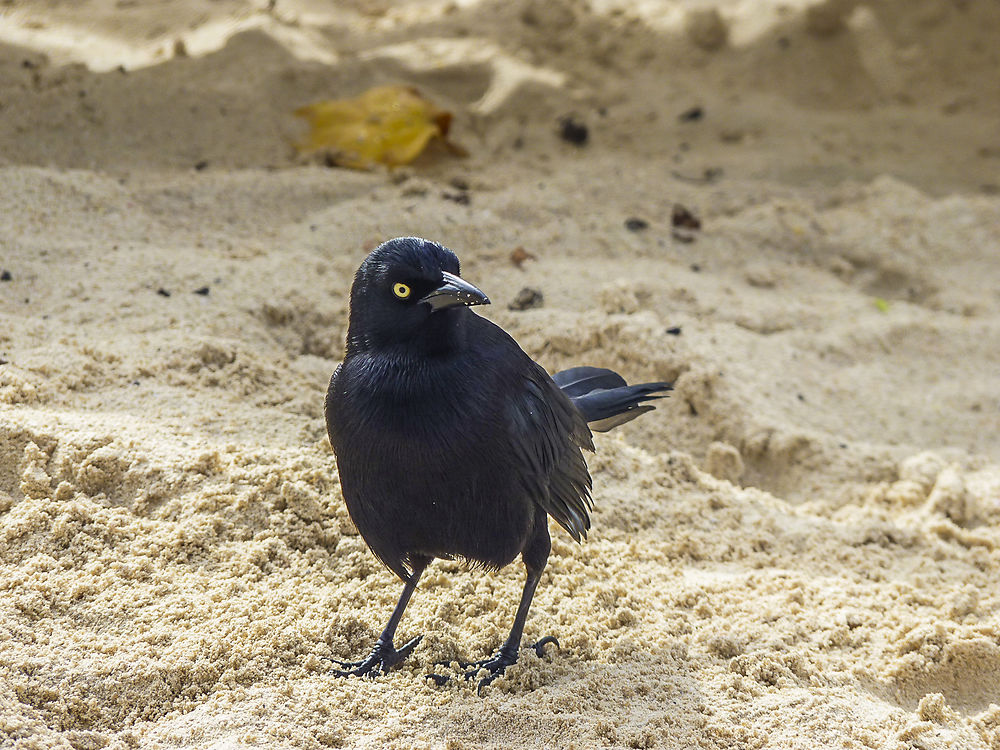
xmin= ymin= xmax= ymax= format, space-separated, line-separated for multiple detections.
xmin=420 ymin=271 xmax=491 ymax=311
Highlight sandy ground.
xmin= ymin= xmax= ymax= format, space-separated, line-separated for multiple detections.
xmin=2 ymin=1 xmax=1000 ymax=748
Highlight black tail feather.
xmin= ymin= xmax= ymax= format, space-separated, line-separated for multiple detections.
xmin=553 ymin=366 xmax=672 ymax=432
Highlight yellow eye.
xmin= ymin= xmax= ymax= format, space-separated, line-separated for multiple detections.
xmin=392 ymin=282 xmax=411 ymax=299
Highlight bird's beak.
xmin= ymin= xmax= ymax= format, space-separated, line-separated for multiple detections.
xmin=420 ymin=271 xmax=491 ymax=311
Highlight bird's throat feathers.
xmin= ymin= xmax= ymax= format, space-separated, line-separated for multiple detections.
xmin=340 ymin=324 xmax=480 ymax=430
xmin=347 ymin=305 xmax=471 ymax=358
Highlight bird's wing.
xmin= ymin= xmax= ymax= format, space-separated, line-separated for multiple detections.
xmin=505 ymin=362 xmax=596 ymax=542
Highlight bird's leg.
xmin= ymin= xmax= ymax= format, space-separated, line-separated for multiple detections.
xmin=331 ymin=557 xmax=428 ymax=678
xmin=460 ymin=566 xmax=544 ymax=687
xmin=462 ymin=516 xmax=559 ymax=691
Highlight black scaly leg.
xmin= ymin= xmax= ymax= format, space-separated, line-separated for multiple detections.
xmin=460 ymin=511 xmax=560 ymax=691
xmin=332 ymin=556 xmax=429 ymax=677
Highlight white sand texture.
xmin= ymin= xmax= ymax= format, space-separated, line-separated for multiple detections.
xmin=2 ymin=0 xmax=1000 ymax=748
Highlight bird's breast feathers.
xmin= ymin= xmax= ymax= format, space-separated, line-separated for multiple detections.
xmin=330 ymin=349 xmax=491 ymax=446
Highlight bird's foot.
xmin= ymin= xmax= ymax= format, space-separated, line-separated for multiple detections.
xmin=329 ymin=635 xmax=422 ymax=678
xmin=461 ymin=647 xmax=518 ymax=691
xmin=427 ymin=636 xmax=559 ymax=692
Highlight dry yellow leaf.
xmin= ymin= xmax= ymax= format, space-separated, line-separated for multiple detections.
xmin=294 ymin=85 xmax=455 ymax=169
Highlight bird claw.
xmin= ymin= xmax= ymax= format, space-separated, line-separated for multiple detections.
xmin=531 ymin=635 xmax=560 ymax=658
xmin=425 ymin=650 xmax=518 ymax=692
xmin=462 ymin=651 xmax=517 ymax=693
xmin=426 ymin=637 xmax=560 ymax=692
xmin=329 ymin=635 xmax=423 ymax=678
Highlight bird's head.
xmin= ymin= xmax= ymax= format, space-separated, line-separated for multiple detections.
xmin=345 ymin=237 xmax=490 ymax=354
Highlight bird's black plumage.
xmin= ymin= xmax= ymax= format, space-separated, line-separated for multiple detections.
xmin=553 ymin=366 xmax=672 ymax=432
xmin=325 ymin=237 xmax=671 ymax=689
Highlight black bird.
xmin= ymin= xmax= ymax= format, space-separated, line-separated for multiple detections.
xmin=325 ymin=237 xmax=671 ymax=689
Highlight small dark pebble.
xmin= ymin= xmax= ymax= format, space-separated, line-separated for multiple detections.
xmin=797 ymin=393 xmax=806 ymax=402
xmin=157 ymin=288 xmax=171 ymax=297
xmin=442 ymin=191 xmax=470 ymax=205
xmin=0 ymin=270 xmax=11 ymax=281
xmin=679 ymin=106 xmax=704 ymax=122
xmin=194 ymin=286 xmax=210 ymax=296
xmin=194 ymin=160 xmax=209 ymax=171
xmin=624 ymin=217 xmax=649 ymax=232
xmin=666 ymin=326 xmax=682 ymax=336
xmin=672 ymin=204 xmax=702 ymax=230
xmin=509 ymin=287 xmax=544 ymax=311
xmin=449 ymin=176 xmax=470 ymax=191
xmin=132 ymin=380 xmax=141 ymax=386
xmin=0 ymin=357 xmax=8 ymax=365
xmin=558 ymin=116 xmax=589 ymax=146
xmin=690 ymin=264 xmax=701 ymax=273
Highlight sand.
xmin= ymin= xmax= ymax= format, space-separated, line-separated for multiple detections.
xmin=1 ymin=1 xmax=999 ymax=748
